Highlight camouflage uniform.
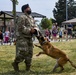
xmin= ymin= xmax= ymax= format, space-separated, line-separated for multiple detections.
xmin=12 ymin=13 xmax=36 ymax=71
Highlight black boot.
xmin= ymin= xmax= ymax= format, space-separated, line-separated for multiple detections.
xmin=12 ymin=62 xmax=19 ymax=72
xmin=26 ymin=65 xmax=31 ymax=71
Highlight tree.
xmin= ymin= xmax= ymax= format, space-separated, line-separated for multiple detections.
xmin=53 ymin=0 xmax=76 ymax=26
xmin=10 ymin=0 xmax=18 ymax=38
xmin=11 ymin=0 xmax=18 ymax=4
xmin=40 ymin=18 xmax=52 ymax=29
xmin=68 ymin=0 xmax=76 ymax=19
xmin=10 ymin=0 xmax=18 ymax=56
xmin=50 ymin=18 xmax=56 ymax=23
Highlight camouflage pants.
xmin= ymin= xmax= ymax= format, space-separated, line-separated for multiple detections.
xmin=14 ymin=38 xmax=33 ymax=66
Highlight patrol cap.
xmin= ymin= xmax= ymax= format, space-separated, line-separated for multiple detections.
xmin=21 ymin=4 xmax=29 ymax=12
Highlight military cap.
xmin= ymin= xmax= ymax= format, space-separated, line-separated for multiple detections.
xmin=21 ymin=4 xmax=29 ymax=12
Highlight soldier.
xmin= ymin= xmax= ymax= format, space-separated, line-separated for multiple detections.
xmin=12 ymin=4 xmax=37 ymax=72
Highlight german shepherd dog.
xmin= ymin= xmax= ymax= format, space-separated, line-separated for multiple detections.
xmin=35 ymin=34 xmax=76 ymax=72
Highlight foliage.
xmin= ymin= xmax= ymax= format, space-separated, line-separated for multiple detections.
xmin=0 ymin=40 xmax=76 ymax=75
xmin=51 ymin=18 xmax=56 ymax=23
xmin=10 ymin=0 xmax=18 ymax=5
xmin=53 ymin=0 xmax=76 ymax=25
xmin=40 ymin=18 xmax=52 ymax=29
xmin=68 ymin=0 xmax=76 ymax=19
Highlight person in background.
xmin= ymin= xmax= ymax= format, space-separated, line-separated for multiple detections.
xmin=0 ymin=30 xmax=3 ymax=45
xmin=59 ymin=28 xmax=62 ymax=41
xmin=4 ymin=28 xmax=10 ymax=44
xmin=52 ymin=23 xmax=58 ymax=41
xmin=45 ymin=28 xmax=50 ymax=42
xmin=11 ymin=30 xmax=14 ymax=42
xmin=12 ymin=4 xmax=38 ymax=72
xmin=67 ymin=23 xmax=73 ymax=40
xmin=48 ymin=29 xmax=51 ymax=39
xmin=63 ymin=29 xmax=68 ymax=41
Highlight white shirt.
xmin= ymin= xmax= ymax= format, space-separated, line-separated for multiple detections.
xmin=5 ymin=31 xmax=10 ymax=37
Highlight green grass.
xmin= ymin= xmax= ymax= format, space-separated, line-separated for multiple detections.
xmin=0 ymin=40 xmax=76 ymax=75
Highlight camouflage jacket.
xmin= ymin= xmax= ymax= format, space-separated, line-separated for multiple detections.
xmin=16 ymin=13 xmax=36 ymax=39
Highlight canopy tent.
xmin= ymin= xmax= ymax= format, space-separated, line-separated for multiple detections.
xmin=62 ymin=18 xmax=76 ymax=31
xmin=0 ymin=11 xmax=46 ymax=19
xmin=62 ymin=18 xmax=76 ymax=25
xmin=0 ymin=11 xmax=46 ymax=31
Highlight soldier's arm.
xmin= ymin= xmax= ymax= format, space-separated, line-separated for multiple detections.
xmin=30 ymin=16 xmax=40 ymax=31
xmin=17 ymin=16 xmax=31 ymax=35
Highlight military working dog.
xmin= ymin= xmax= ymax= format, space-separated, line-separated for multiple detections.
xmin=35 ymin=35 xmax=76 ymax=72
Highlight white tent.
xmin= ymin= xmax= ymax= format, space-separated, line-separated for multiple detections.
xmin=62 ymin=18 xmax=76 ymax=25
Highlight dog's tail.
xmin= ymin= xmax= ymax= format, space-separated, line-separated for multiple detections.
xmin=68 ymin=59 xmax=76 ymax=69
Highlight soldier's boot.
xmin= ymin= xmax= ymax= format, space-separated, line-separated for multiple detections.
xmin=26 ymin=64 xmax=35 ymax=73
xmin=24 ymin=58 xmax=33 ymax=72
xmin=12 ymin=62 xmax=19 ymax=72
xmin=26 ymin=64 xmax=31 ymax=71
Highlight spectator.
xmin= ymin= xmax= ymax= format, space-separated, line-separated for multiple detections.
xmin=52 ymin=23 xmax=58 ymax=41
xmin=63 ymin=29 xmax=68 ymax=41
xmin=4 ymin=28 xmax=10 ymax=44
xmin=67 ymin=23 xmax=73 ymax=40
xmin=48 ymin=29 xmax=51 ymax=39
xmin=11 ymin=30 xmax=14 ymax=42
xmin=0 ymin=30 xmax=3 ymax=45
xmin=59 ymin=28 xmax=62 ymax=41
xmin=45 ymin=28 xmax=50 ymax=42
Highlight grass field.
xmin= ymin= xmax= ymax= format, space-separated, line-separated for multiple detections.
xmin=0 ymin=40 xmax=76 ymax=75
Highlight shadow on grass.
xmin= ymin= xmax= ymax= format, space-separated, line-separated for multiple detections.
xmin=0 ymin=71 xmax=19 ymax=75
xmin=0 ymin=71 xmax=52 ymax=75
xmin=0 ymin=69 xmax=76 ymax=75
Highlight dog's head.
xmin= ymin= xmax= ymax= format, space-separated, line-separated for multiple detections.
xmin=33 ymin=28 xmax=43 ymax=36
xmin=32 ymin=27 xmax=40 ymax=36
xmin=36 ymin=34 xmax=46 ymax=45
xmin=33 ymin=28 xmax=47 ymax=45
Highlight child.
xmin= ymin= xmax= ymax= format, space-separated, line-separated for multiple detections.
xmin=59 ymin=29 xmax=62 ymax=41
